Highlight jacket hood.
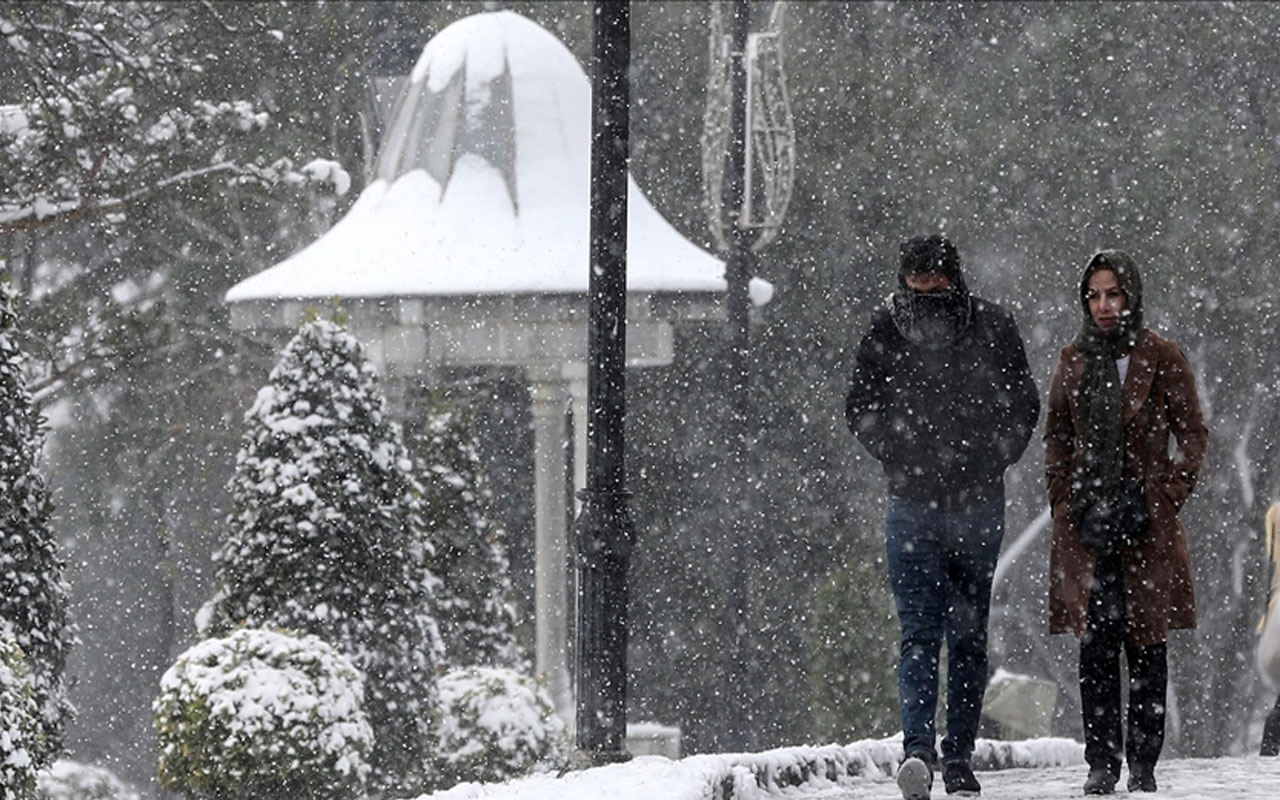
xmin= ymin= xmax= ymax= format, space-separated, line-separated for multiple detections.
xmin=899 ymin=234 xmax=968 ymax=295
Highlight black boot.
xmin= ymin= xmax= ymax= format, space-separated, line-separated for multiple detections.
xmin=1082 ymin=767 xmax=1117 ymax=795
xmin=942 ymin=760 xmax=980 ymax=796
xmin=1127 ymin=762 xmax=1157 ymax=793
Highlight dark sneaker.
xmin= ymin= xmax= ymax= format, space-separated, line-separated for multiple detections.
xmin=897 ymin=755 xmax=934 ymax=800
xmin=942 ymin=761 xmax=981 ymax=796
xmin=1082 ymin=767 xmax=1117 ymax=795
xmin=1127 ymin=763 xmax=1157 ymax=793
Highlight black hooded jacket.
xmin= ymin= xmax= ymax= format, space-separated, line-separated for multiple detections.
xmin=845 ymin=293 xmax=1040 ymax=508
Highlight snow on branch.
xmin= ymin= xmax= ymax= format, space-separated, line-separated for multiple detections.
xmin=0 ymin=158 xmax=348 ymax=235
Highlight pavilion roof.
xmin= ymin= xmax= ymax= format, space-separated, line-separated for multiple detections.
xmin=226 ymin=11 xmax=738 ymax=303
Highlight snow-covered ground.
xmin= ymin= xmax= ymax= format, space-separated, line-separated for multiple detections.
xmin=815 ymin=756 xmax=1280 ymax=799
xmin=405 ymin=737 xmax=1280 ymax=800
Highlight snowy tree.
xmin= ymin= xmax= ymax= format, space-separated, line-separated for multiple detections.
xmin=154 ymin=627 xmax=372 ymax=800
xmin=806 ymin=561 xmax=900 ymax=744
xmin=416 ymin=396 xmax=524 ymax=670
xmin=0 ymin=2 xmax=352 ymax=404
xmin=1 ymin=4 xmax=353 ymax=783
xmin=0 ymin=281 xmax=72 ymax=766
xmin=199 ymin=318 xmax=442 ymax=793
xmin=0 ymin=3 xmax=348 ymax=245
xmin=0 ymin=627 xmax=39 ymax=800
xmin=433 ymin=666 xmax=566 ymax=787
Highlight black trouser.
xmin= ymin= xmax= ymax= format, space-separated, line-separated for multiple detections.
xmin=1263 ymin=694 xmax=1280 ymax=756
xmin=1079 ymin=550 xmax=1168 ymax=776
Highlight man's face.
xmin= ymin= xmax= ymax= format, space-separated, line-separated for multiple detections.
xmin=1086 ymin=269 xmax=1127 ymax=330
xmin=905 ymin=271 xmax=952 ymax=293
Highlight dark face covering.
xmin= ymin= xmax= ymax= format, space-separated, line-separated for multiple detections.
xmin=889 ymin=285 xmax=973 ymax=350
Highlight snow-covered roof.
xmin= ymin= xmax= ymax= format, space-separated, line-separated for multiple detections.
xmin=226 ymin=11 xmax=735 ymax=303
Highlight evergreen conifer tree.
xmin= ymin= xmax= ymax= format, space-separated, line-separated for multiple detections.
xmin=806 ymin=560 xmax=900 ymax=743
xmin=200 ymin=318 xmax=442 ymax=793
xmin=1 ymin=627 xmax=40 ymax=799
xmin=0 ymin=280 xmax=73 ymax=766
xmin=416 ymin=397 xmax=523 ymax=670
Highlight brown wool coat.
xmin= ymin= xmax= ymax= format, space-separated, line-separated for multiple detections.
xmin=1045 ymin=327 xmax=1208 ymax=647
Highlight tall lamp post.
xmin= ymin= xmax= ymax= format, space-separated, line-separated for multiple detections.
xmin=724 ymin=0 xmax=754 ymax=752
xmin=701 ymin=0 xmax=794 ymax=751
xmin=571 ymin=0 xmax=634 ymax=767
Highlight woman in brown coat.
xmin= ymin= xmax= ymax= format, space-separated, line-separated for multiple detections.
xmin=1044 ymin=250 xmax=1207 ymax=796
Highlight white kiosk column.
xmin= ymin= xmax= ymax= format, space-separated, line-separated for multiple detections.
xmin=526 ymin=368 xmax=573 ymax=721
xmin=564 ymin=362 xmax=589 ymax=512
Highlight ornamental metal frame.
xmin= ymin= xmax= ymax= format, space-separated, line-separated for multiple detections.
xmin=702 ymin=1 xmax=795 ymax=254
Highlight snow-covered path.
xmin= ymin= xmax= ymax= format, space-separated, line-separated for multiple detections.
xmin=409 ymin=742 xmax=1280 ymax=800
xmin=808 ymin=756 xmax=1280 ymax=800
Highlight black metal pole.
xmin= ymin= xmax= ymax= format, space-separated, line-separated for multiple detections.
xmin=719 ymin=0 xmax=755 ymax=753
xmin=571 ymin=0 xmax=634 ymax=767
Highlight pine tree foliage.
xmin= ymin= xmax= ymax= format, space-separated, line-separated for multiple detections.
xmin=0 ymin=628 xmax=40 ymax=800
xmin=0 ymin=281 xmax=72 ymax=766
xmin=417 ymin=397 xmax=524 ymax=670
xmin=200 ymin=318 xmax=443 ymax=792
xmin=806 ymin=561 xmax=900 ymax=744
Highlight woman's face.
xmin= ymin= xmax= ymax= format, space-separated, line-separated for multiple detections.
xmin=1086 ymin=269 xmax=1127 ymax=330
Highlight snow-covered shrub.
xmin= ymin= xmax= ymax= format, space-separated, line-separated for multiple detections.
xmin=36 ymin=760 xmax=140 ymax=800
xmin=434 ymin=666 xmax=567 ymax=787
xmin=153 ymin=627 xmax=372 ymax=800
xmin=416 ymin=396 xmax=524 ymax=670
xmin=0 ymin=627 xmax=40 ymax=800
xmin=0 ymin=280 xmax=73 ymax=766
xmin=198 ymin=318 xmax=442 ymax=792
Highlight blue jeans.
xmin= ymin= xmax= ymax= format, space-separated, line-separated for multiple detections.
xmin=885 ymin=495 xmax=1004 ymax=764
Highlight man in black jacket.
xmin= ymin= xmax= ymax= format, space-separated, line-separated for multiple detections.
xmin=846 ymin=235 xmax=1039 ymax=800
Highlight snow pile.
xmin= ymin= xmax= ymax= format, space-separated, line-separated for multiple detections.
xmin=398 ymin=736 xmax=1082 ymax=800
xmin=970 ymin=736 xmax=1083 ymax=771
xmin=36 ymin=759 xmax=140 ymax=800
xmin=299 ymin=158 xmax=352 ymax=197
xmin=0 ymin=628 xmax=39 ymax=799
xmin=0 ymin=104 xmax=25 ymax=136
xmin=434 ymin=667 xmax=567 ymax=786
xmin=153 ymin=627 xmax=373 ymax=799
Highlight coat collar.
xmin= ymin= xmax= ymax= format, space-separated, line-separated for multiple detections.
xmin=1122 ymin=328 xmax=1158 ymax=423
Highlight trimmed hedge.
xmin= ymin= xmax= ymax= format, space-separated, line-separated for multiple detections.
xmin=154 ymin=627 xmax=373 ymax=799
xmin=434 ymin=667 xmax=567 ymax=787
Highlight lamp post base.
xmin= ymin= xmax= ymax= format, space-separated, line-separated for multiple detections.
xmin=565 ymin=747 xmax=634 ymax=772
